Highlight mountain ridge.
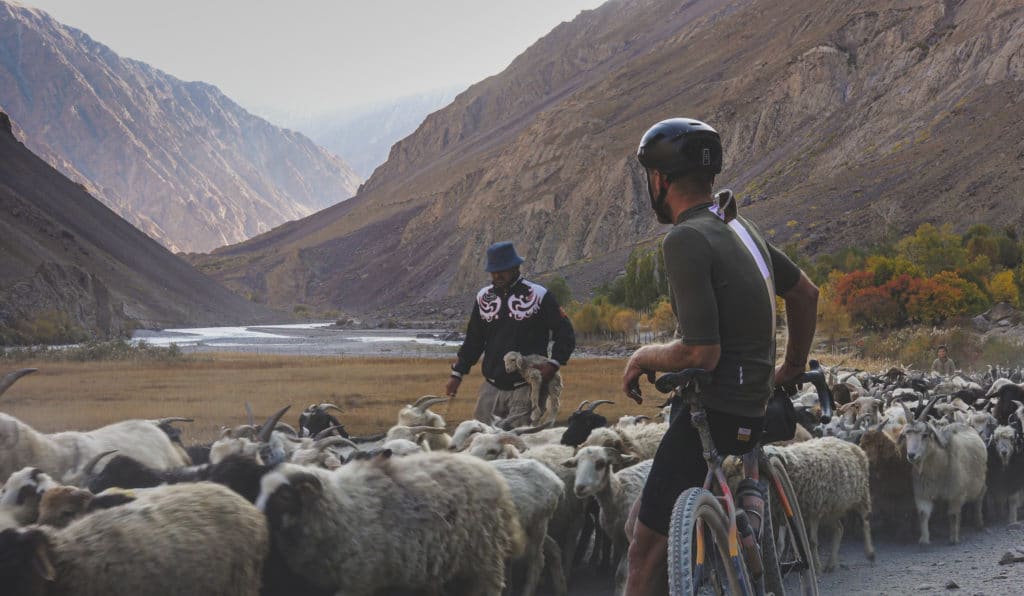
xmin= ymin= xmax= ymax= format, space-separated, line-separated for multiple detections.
xmin=0 ymin=0 xmax=361 ymax=253
xmin=0 ymin=110 xmax=279 ymax=342
xmin=189 ymin=0 xmax=1024 ymax=314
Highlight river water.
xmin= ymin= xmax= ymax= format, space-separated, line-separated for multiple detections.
xmin=131 ymin=323 xmax=463 ymax=358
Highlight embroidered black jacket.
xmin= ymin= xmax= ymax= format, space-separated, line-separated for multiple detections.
xmin=452 ymin=277 xmax=576 ymax=389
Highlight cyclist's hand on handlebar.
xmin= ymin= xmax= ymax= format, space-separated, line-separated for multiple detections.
xmin=623 ymin=352 xmax=656 ymax=404
xmin=774 ymin=361 xmax=805 ymax=387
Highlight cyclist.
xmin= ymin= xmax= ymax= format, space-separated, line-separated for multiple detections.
xmin=621 ymin=118 xmax=820 ymax=595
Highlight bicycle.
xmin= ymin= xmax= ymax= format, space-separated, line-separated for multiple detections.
xmin=653 ymin=362 xmax=835 ymax=596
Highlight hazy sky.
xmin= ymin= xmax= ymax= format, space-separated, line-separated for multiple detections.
xmin=22 ymin=0 xmax=608 ymax=118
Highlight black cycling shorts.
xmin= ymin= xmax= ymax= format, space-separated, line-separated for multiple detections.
xmin=638 ymin=401 xmax=764 ymax=536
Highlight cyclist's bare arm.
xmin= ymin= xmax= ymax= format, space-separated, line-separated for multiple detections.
xmin=622 ymin=342 xmax=720 ymax=403
xmin=776 ymin=272 xmax=818 ymax=385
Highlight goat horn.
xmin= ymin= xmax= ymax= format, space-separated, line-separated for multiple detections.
xmin=405 ymin=425 xmax=446 ymax=434
xmin=574 ymin=400 xmax=591 ymax=413
xmin=0 ymin=368 xmax=38 ymax=399
xmin=274 ymin=422 xmax=298 ymax=436
xmin=588 ymin=400 xmax=614 ymax=412
xmin=411 ymin=395 xmax=443 ymax=408
xmin=899 ymin=400 xmax=913 ymax=424
xmin=157 ymin=417 xmax=194 ymax=425
xmin=82 ymin=450 xmax=118 ymax=475
xmin=917 ymin=394 xmax=943 ymax=422
xmin=313 ymin=436 xmax=359 ymax=452
xmin=244 ymin=402 xmax=255 ymax=428
xmin=512 ymin=420 xmax=555 ymax=435
xmin=414 ymin=396 xmax=449 ymax=411
xmin=257 ymin=405 xmax=292 ymax=443
xmin=314 ymin=424 xmax=347 ymax=440
xmin=635 ymin=415 xmax=651 ymax=423
xmin=318 ymin=403 xmax=342 ymax=413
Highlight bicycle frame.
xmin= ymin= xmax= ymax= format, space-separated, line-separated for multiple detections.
xmin=688 ymin=398 xmax=753 ymax=595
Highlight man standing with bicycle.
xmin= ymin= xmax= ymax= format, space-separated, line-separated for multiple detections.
xmin=621 ymin=118 xmax=820 ymax=595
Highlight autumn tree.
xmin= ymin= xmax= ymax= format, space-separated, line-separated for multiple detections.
xmin=897 ymin=223 xmax=968 ymax=276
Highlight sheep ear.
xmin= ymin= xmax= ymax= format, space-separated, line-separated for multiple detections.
xmin=561 ymin=458 xmax=577 ymax=468
xmin=26 ymin=530 xmax=56 ymax=581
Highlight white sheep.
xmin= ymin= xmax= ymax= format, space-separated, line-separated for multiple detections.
xmin=900 ymin=400 xmax=987 ymax=545
xmin=0 ymin=467 xmax=59 ymax=528
xmin=397 ymin=395 xmax=451 ymax=450
xmin=562 ymin=446 xmax=652 ymax=591
xmin=490 ymin=458 xmax=567 ymax=596
xmin=579 ymin=422 xmax=668 ymax=462
xmin=504 ymin=351 xmax=564 ymax=425
xmin=762 ymin=437 xmax=875 ymax=572
xmin=0 ymin=369 xmax=189 ymax=484
xmin=256 ymin=452 xmax=525 ymax=596
xmin=0 ymin=482 xmax=268 ymax=596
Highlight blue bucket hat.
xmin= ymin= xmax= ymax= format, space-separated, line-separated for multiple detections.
xmin=485 ymin=241 xmax=525 ymax=272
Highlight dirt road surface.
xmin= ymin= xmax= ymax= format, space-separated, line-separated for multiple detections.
xmin=565 ymin=524 xmax=1024 ymax=595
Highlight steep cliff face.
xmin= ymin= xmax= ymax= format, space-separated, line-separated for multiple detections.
xmin=0 ymin=111 xmax=277 ymax=342
xmin=196 ymin=0 xmax=1024 ymax=312
xmin=0 ymin=1 xmax=361 ymax=253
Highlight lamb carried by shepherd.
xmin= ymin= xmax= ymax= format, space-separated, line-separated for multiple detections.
xmin=505 ymin=350 xmax=564 ymax=426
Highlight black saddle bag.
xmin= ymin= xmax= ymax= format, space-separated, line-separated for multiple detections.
xmin=762 ymin=387 xmax=797 ymax=443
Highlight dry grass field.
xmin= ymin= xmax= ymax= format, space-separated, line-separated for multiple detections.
xmin=0 ymin=354 xmax=636 ymax=444
xmin=0 ymin=351 xmax=893 ymax=446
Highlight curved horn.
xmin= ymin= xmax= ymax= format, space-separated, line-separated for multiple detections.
xmin=313 ymin=436 xmax=359 ymax=452
xmin=899 ymin=400 xmax=913 ymax=424
xmin=406 ymin=425 xmax=447 ymax=434
xmin=411 ymin=395 xmax=443 ymax=409
xmin=274 ymin=422 xmax=298 ymax=436
xmin=917 ymin=394 xmax=943 ymax=422
xmin=634 ymin=415 xmax=651 ymax=423
xmin=82 ymin=450 xmax=118 ymax=475
xmin=157 ymin=417 xmax=194 ymax=425
xmin=314 ymin=424 xmax=347 ymax=440
xmin=318 ymin=403 xmax=343 ymax=413
xmin=0 ymin=368 xmax=38 ymax=399
xmin=257 ymin=405 xmax=292 ymax=443
xmin=512 ymin=420 xmax=556 ymax=435
xmin=588 ymin=400 xmax=614 ymax=413
xmin=414 ymin=396 xmax=449 ymax=412
xmin=244 ymin=402 xmax=255 ymax=428
xmin=574 ymin=400 xmax=591 ymax=413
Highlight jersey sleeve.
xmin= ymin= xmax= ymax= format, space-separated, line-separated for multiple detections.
xmin=662 ymin=226 xmax=719 ymax=345
xmin=768 ymin=243 xmax=801 ymax=296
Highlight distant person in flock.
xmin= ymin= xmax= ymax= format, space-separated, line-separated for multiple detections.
xmin=444 ymin=241 xmax=576 ymax=426
xmin=932 ymin=345 xmax=956 ymax=376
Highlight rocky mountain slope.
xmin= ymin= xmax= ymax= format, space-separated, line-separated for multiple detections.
xmin=194 ymin=0 xmax=1024 ymax=313
xmin=0 ymin=111 xmax=277 ymax=342
xmin=0 ymin=1 xmax=361 ymax=253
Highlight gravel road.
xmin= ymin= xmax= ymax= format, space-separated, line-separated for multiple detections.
xmin=565 ymin=524 xmax=1024 ymax=595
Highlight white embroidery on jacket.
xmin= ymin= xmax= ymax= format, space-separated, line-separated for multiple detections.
xmin=477 ymin=286 xmax=502 ymax=322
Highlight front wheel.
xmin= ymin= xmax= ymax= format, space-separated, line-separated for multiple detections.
xmin=764 ymin=456 xmax=818 ymax=596
xmin=668 ymin=488 xmax=753 ymax=595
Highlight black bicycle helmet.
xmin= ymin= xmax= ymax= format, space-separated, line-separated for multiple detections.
xmin=637 ymin=118 xmax=722 ymax=177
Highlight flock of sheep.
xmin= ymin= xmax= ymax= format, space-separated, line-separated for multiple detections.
xmin=1 ymin=361 xmax=1024 ymax=596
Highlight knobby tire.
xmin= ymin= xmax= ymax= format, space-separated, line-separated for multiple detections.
xmin=668 ymin=488 xmax=753 ymax=595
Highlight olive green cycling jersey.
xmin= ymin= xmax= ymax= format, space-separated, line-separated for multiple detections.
xmin=663 ymin=201 xmax=800 ymax=418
